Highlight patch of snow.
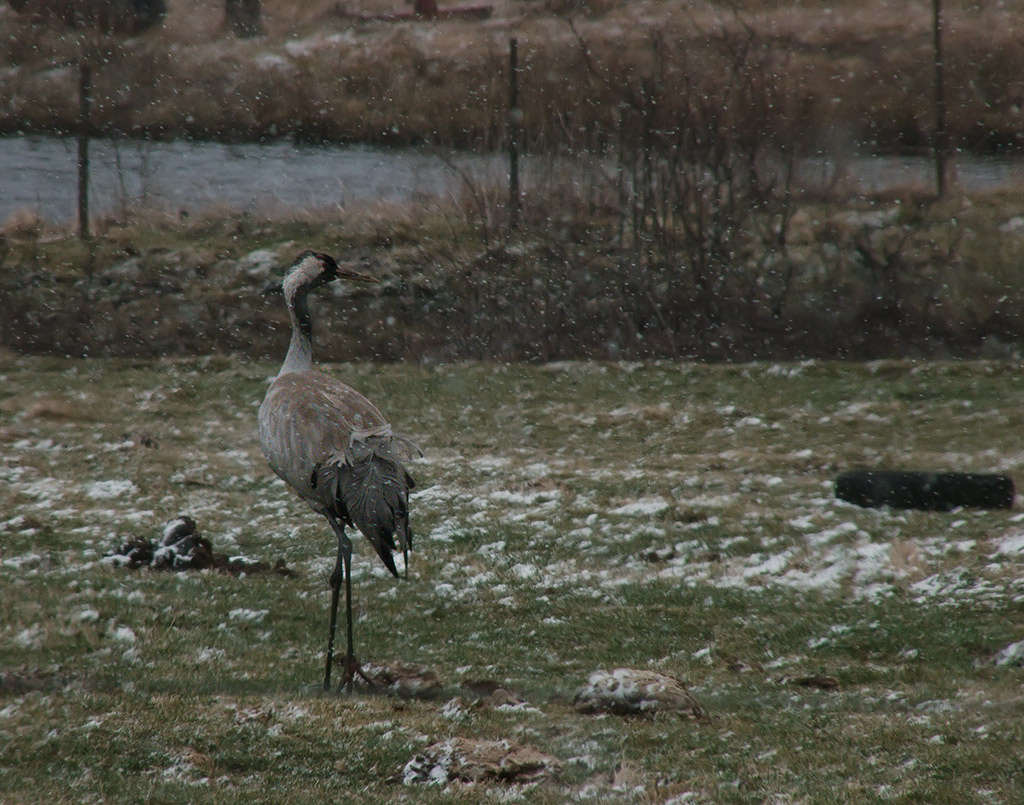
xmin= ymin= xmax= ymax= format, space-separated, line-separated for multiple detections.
xmin=994 ymin=533 xmax=1024 ymax=555
xmin=664 ymin=794 xmax=700 ymax=805
xmin=426 ymin=521 xmax=462 ymax=542
xmin=21 ymin=478 xmax=64 ymax=499
xmin=440 ymin=698 xmax=466 ymax=721
xmin=109 ymin=625 xmax=137 ymax=643
xmin=489 ymin=490 xmax=559 ymax=505
xmin=470 ymin=455 xmax=511 ymax=470
xmin=512 ymin=563 xmax=537 ymax=580
xmin=744 ymin=551 xmax=794 ymax=577
xmin=196 ymin=647 xmax=226 ymax=663
xmin=85 ymin=479 xmax=137 ymax=499
xmin=14 ymin=625 xmax=42 ymax=648
xmin=804 ymin=521 xmax=859 ymax=546
xmin=691 ymin=646 xmax=712 ymax=664
xmin=995 ymin=640 xmax=1024 ymax=667
xmin=999 ymin=216 xmax=1024 ymax=233
xmin=283 ymin=37 xmax=320 ymax=58
xmin=477 ymin=540 xmax=506 ymax=557
xmin=2 ymin=552 xmax=43 ymax=570
xmin=612 ymin=498 xmax=670 ymax=516
xmin=238 ymin=249 xmax=280 ymax=280
xmin=228 ymin=608 xmax=268 ymax=623
xmin=255 ymin=53 xmax=289 ymax=71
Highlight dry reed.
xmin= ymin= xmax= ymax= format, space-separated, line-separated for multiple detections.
xmin=2 ymin=1 xmax=1024 ymax=154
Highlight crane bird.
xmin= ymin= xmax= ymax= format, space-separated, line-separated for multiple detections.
xmin=258 ymin=250 xmax=418 ymax=692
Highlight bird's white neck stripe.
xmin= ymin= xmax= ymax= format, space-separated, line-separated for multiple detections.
xmin=282 ymin=254 xmax=324 ymax=304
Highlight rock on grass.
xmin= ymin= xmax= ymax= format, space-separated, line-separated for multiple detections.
xmin=574 ymin=668 xmax=704 ymax=717
xmin=403 ymin=738 xmax=561 ymax=785
xmin=358 ymin=662 xmax=441 ymax=699
xmin=104 ymin=516 xmax=294 ymax=576
xmin=460 ymin=678 xmax=526 ymax=707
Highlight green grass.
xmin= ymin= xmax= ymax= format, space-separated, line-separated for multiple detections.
xmin=2 ymin=356 xmax=1023 ymax=802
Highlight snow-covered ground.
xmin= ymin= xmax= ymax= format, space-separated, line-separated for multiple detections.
xmin=2 ymin=357 xmax=1022 ymax=802
xmin=3 ymin=359 xmax=1023 ymax=607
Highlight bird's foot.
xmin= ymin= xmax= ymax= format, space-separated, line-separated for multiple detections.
xmin=336 ymin=653 xmax=379 ymax=692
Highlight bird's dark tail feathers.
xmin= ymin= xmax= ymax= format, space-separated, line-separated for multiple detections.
xmin=317 ymin=433 xmax=417 ymax=578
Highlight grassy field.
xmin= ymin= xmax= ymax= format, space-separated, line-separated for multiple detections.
xmin=2 ymin=355 xmax=1023 ymax=802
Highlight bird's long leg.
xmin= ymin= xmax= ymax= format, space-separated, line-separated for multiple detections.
xmin=325 ymin=515 xmax=377 ymax=692
xmin=323 ymin=544 xmax=344 ymax=692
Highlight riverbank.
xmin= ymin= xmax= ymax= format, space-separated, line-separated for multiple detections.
xmin=3 ymin=186 xmax=1024 ymax=362
xmin=3 ymin=0 xmax=1024 ymax=155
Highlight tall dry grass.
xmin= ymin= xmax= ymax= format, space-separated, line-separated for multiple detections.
xmin=2 ymin=1 xmax=1024 ymax=154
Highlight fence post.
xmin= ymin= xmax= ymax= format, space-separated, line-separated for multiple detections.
xmin=932 ymin=0 xmax=948 ymax=197
xmin=508 ymin=37 xmax=521 ymax=230
xmin=414 ymin=0 xmax=438 ymax=18
xmin=77 ymin=59 xmax=91 ymax=240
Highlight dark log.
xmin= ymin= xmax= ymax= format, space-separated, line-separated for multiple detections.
xmin=835 ymin=470 xmax=1014 ymax=511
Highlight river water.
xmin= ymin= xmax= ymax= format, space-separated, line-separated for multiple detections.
xmin=3 ymin=135 xmax=1024 ymax=224
xmin=1 ymin=135 xmax=507 ymax=224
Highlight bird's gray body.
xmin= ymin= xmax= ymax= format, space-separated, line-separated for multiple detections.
xmin=258 ymin=369 xmax=416 ymax=573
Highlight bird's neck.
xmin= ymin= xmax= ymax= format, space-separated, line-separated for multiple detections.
xmin=281 ymin=287 xmax=314 ymax=375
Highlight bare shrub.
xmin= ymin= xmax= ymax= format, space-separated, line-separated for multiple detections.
xmin=8 ymin=0 xmax=165 ymax=35
xmin=523 ymin=19 xmax=802 ymax=343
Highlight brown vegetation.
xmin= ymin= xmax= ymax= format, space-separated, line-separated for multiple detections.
xmin=1 ymin=0 xmax=1024 ymax=154
xmin=2 ymin=181 xmax=1024 ymax=362
xmin=4 ymin=1 xmax=1024 ymax=362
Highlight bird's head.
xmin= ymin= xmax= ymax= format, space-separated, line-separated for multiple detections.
xmin=283 ymin=250 xmax=378 ymax=300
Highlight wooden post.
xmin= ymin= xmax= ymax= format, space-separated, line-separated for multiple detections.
xmin=932 ymin=0 xmax=948 ymax=197
xmin=414 ymin=0 xmax=438 ymax=18
xmin=77 ymin=60 xmax=91 ymax=241
xmin=508 ymin=37 xmax=521 ymax=230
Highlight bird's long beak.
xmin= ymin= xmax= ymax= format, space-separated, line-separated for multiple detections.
xmin=335 ymin=265 xmax=379 ymax=283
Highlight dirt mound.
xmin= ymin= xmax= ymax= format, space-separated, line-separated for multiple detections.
xmin=404 ymin=737 xmax=561 ymax=785
xmin=574 ymin=668 xmax=704 ymax=718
